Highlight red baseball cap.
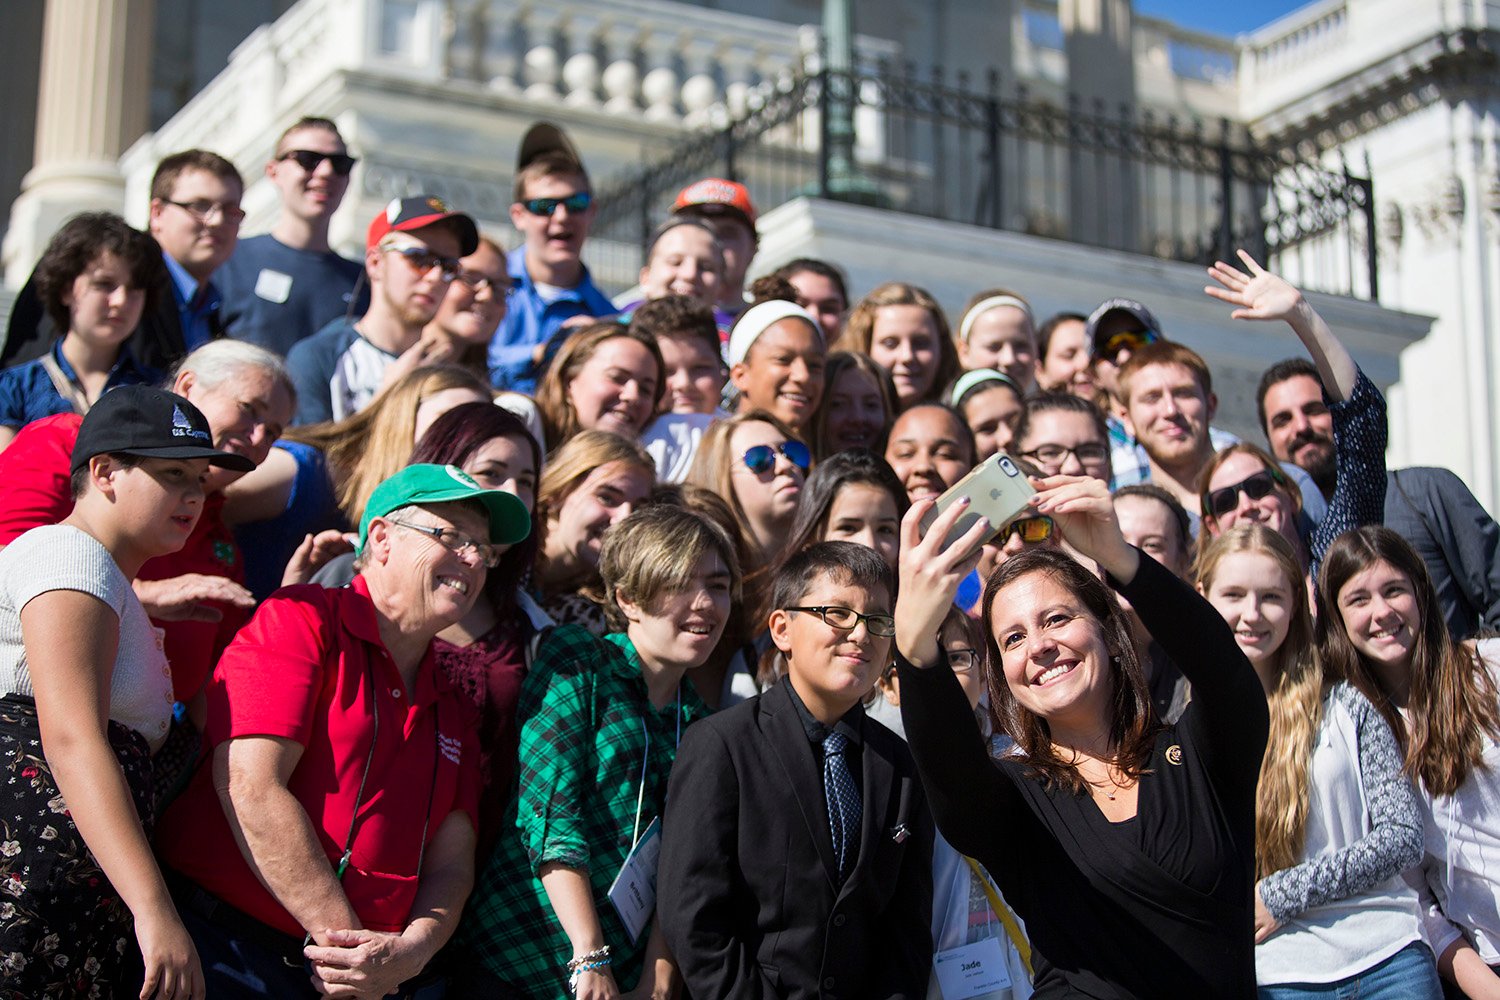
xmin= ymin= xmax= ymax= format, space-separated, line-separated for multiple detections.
xmin=366 ymin=195 xmax=480 ymax=255
xmin=671 ymin=178 xmax=757 ymax=230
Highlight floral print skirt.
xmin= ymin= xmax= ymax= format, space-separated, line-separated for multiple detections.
xmin=0 ymin=694 xmax=154 ymax=999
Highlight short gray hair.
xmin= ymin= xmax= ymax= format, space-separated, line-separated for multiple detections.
xmin=171 ymin=339 xmax=296 ymax=405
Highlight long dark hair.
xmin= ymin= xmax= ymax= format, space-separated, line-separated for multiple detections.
xmin=409 ymin=402 xmax=541 ymax=619
xmin=980 ymin=548 xmax=1163 ymax=793
xmin=778 ymin=448 xmax=909 ymax=565
xmin=1317 ymin=526 xmax=1500 ymax=796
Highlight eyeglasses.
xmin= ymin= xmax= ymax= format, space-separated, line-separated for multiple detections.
xmin=997 ymin=515 xmax=1055 ymax=545
xmin=1204 ymin=469 xmax=1283 ymax=518
xmin=277 ymin=149 xmax=358 ymax=176
xmin=387 ymin=519 xmax=501 ymax=568
xmin=381 ymin=243 xmax=462 ymax=282
xmin=946 ymin=647 xmax=979 ymax=671
xmin=784 ymin=605 xmax=897 ymax=638
xmin=1098 ymin=328 xmax=1158 ymax=363
xmin=520 ymin=192 xmax=593 ymax=217
xmin=741 ymin=440 xmax=811 ymax=475
xmin=161 ymin=198 xmax=246 ymax=225
xmin=1019 ymin=443 xmax=1109 ymax=468
xmin=455 ymin=270 xmax=518 ymax=294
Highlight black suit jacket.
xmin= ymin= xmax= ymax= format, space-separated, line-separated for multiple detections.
xmin=658 ymin=677 xmax=933 ymax=1000
xmin=1386 ymin=467 xmax=1500 ymax=639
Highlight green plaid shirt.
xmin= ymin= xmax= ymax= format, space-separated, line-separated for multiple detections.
xmin=458 ymin=626 xmax=709 ymax=995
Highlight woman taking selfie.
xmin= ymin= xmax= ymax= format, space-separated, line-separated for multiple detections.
xmin=894 ymin=474 xmax=1267 ymax=997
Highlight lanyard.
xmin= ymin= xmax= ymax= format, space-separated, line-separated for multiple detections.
xmin=630 ymin=685 xmax=681 ymax=848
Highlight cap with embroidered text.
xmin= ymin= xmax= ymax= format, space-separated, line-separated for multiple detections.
xmin=70 ymin=386 xmax=257 ymax=475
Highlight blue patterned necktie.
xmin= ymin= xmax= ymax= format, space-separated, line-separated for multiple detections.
xmin=822 ymin=730 xmax=861 ymax=883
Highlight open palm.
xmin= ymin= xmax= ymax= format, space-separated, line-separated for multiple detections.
xmin=1205 ymin=249 xmax=1304 ymax=324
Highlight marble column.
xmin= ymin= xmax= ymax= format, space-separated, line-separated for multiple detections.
xmin=4 ymin=0 xmax=156 ymax=287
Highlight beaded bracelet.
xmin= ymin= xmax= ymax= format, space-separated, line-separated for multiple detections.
xmin=568 ymin=956 xmax=613 ymax=992
xmin=567 ymin=945 xmax=611 ymax=971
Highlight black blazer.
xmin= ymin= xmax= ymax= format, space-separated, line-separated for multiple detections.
xmin=658 ymin=677 xmax=932 ymax=1000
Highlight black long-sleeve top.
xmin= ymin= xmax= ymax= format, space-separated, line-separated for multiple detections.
xmin=897 ymin=552 xmax=1269 ymax=998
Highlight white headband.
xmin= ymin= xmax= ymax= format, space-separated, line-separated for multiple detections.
xmin=728 ymin=300 xmax=822 ymax=366
xmin=948 ymin=368 xmax=1021 ymax=408
xmin=958 ymin=295 xmax=1034 ymax=345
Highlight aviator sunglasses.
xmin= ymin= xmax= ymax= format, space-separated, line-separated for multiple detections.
xmin=1203 ymin=468 xmax=1283 ymax=518
xmin=741 ymin=440 xmax=811 ymax=475
xmin=278 ymin=149 xmax=358 ymax=176
xmin=521 ymin=192 xmax=593 ymax=217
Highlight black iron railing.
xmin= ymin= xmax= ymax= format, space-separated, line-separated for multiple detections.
xmin=587 ymin=66 xmax=1377 ymax=301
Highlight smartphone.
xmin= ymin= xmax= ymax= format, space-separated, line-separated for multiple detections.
xmin=919 ymin=452 xmax=1036 ymax=557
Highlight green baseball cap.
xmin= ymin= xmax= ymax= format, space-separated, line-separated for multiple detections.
xmin=358 ymin=463 xmax=531 ymax=553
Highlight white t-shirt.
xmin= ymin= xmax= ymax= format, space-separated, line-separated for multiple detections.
xmin=0 ymin=525 xmax=173 ymax=750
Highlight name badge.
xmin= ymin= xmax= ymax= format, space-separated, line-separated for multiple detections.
xmin=608 ymin=817 xmax=662 ymax=943
xmin=933 ymin=937 xmax=1011 ymax=999
xmin=254 ymin=268 xmax=294 ymax=304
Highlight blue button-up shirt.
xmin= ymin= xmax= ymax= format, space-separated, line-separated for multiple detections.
xmin=487 ymin=246 xmax=617 ymax=394
xmin=0 ymin=338 xmax=159 ymax=428
xmin=161 ymin=251 xmax=221 ymax=353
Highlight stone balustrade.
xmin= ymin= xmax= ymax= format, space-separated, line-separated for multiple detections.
xmin=1240 ymin=0 xmax=1349 ymax=80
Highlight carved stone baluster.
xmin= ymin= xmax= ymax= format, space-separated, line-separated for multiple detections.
xmin=679 ymin=37 xmax=720 ymax=128
xmin=522 ymin=8 xmax=563 ymax=102
xmin=561 ymin=13 xmax=601 ymax=107
xmin=482 ymin=3 xmax=520 ymax=94
xmin=640 ymin=28 xmax=682 ymax=122
xmin=720 ymin=43 xmax=756 ymax=119
xmin=600 ymin=26 xmax=642 ymax=115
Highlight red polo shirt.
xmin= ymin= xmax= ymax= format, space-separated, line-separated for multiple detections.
xmin=157 ymin=576 xmax=481 ymax=936
xmin=0 ymin=412 xmax=247 ymax=701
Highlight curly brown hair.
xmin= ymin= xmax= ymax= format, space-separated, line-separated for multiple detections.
xmin=35 ymin=213 xmax=165 ymax=333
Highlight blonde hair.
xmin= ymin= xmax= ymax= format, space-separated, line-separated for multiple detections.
xmin=534 ymin=430 xmax=655 ymax=593
xmin=836 ymin=282 xmax=960 ymax=408
xmin=684 ymin=409 xmax=803 ymax=564
xmin=284 ymin=365 xmax=490 ymax=523
xmin=600 ymin=505 xmax=741 ymax=632
xmin=1196 ymin=524 xmax=1319 ymax=877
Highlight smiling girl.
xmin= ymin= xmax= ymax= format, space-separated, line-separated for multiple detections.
xmin=535 ymin=322 xmax=665 ymax=450
xmin=1198 ymin=525 xmax=1436 ymax=998
xmin=1319 ymin=526 xmax=1500 ymax=1000
xmin=839 ymin=282 xmax=959 ymax=412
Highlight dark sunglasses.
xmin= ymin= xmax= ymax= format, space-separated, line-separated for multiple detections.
xmin=278 ymin=149 xmax=358 ymax=176
xmin=998 ymin=515 xmax=1054 ymax=544
xmin=456 ymin=270 xmax=519 ymax=294
xmin=742 ymin=440 xmax=811 ymax=475
xmin=521 ymin=192 xmax=592 ymax=217
xmin=1099 ymin=328 xmax=1158 ymax=363
xmin=1204 ymin=469 xmax=1282 ymax=518
xmin=382 ymin=244 xmax=461 ymax=282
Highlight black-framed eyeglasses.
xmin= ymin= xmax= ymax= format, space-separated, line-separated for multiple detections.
xmin=455 ymin=270 xmax=518 ymax=294
xmin=1204 ymin=469 xmax=1283 ymax=518
xmin=741 ymin=440 xmax=811 ymax=475
xmin=381 ymin=243 xmax=461 ymax=282
xmin=160 ymin=198 xmax=246 ymax=225
xmin=784 ymin=605 xmax=897 ymax=638
xmin=997 ymin=515 xmax=1054 ymax=545
xmin=1019 ymin=443 xmax=1109 ymax=468
xmin=277 ymin=149 xmax=358 ymax=176
xmin=387 ymin=519 xmax=501 ymax=568
xmin=521 ymin=192 xmax=592 ymax=217
xmin=946 ymin=647 xmax=979 ymax=671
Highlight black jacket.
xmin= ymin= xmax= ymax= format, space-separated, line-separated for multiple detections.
xmin=658 ymin=677 xmax=933 ymax=999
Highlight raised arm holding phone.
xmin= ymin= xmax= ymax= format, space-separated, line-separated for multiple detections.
xmin=893 ymin=474 xmax=1268 ymax=998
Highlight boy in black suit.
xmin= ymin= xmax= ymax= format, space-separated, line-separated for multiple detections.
xmin=658 ymin=541 xmax=932 ymax=999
